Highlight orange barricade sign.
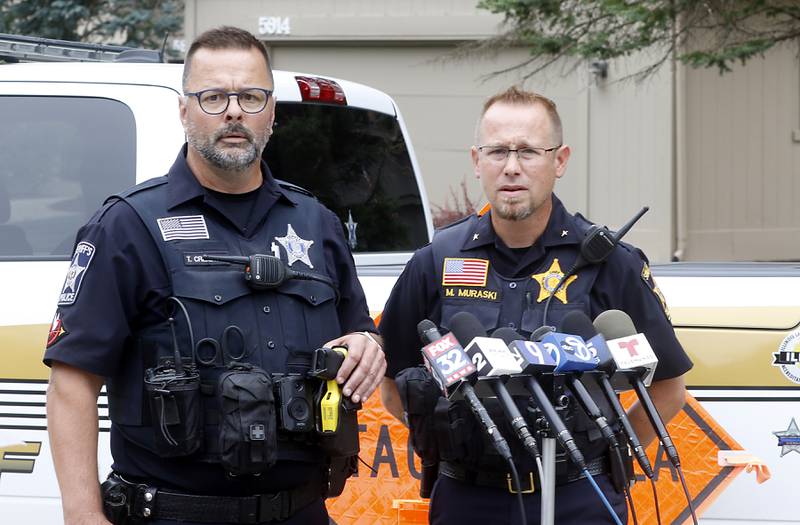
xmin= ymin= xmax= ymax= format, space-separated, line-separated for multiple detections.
xmin=328 ymin=392 xmax=744 ymax=525
xmin=623 ymin=392 xmax=744 ymax=525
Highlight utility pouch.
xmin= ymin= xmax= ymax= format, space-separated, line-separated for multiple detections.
xmin=143 ymin=363 xmax=202 ymax=457
xmin=433 ymin=397 xmax=478 ymax=463
xmin=396 ymin=366 xmax=442 ymax=462
xmin=326 ymin=454 xmax=358 ymax=498
xmin=100 ymin=473 xmax=134 ymax=525
xmin=218 ymin=362 xmax=277 ymax=475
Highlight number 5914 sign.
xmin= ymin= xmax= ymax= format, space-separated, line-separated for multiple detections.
xmin=258 ymin=16 xmax=291 ymax=36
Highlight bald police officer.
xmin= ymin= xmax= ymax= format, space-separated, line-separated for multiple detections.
xmin=380 ymin=86 xmax=692 ymax=524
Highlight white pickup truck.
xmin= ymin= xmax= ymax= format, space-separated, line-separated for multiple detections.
xmin=0 ymin=34 xmax=796 ymax=525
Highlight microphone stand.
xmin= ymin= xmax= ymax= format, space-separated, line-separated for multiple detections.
xmin=540 ymin=433 xmax=556 ymax=525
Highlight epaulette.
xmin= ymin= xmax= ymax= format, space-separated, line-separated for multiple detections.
xmin=276 ymin=179 xmax=317 ymax=200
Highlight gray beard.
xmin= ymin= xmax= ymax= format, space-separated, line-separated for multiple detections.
xmin=187 ymin=122 xmax=268 ymax=172
xmin=494 ymin=201 xmax=534 ymax=221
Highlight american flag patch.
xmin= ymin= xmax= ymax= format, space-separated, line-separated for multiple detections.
xmin=442 ymin=258 xmax=489 ymax=287
xmin=157 ymin=215 xmax=210 ymax=241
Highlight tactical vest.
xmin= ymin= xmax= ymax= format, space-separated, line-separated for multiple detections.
xmin=429 ymin=215 xmax=617 ymax=470
xmin=105 ymin=177 xmax=341 ymax=464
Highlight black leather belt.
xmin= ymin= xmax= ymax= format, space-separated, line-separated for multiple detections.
xmin=439 ymin=456 xmax=608 ymax=494
xmin=117 ymin=474 xmax=323 ymax=523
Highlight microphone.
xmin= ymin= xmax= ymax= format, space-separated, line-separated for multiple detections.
xmin=542 ymin=206 xmax=649 ymax=327
xmin=448 ymin=312 xmax=540 ymax=459
xmin=416 ymin=319 xmax=513 ymax=462
xmin=202 ymin=253 xmax=337 ymax=296
xmin=575 ymin=206 xmax=649 ymax=269
xmin=559 ymin=311 xmax=654 ymax=479
xmin=544 ymin=324 xmax=620 ymax=452
xmin=593 ymin=310 xmax=681 ymax=468
xmin=492 ymin=327 xmax=587 ymax=470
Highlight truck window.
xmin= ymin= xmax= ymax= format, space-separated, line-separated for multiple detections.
xmin=264 ymin=102 xmax=428 ymax=253
xmin=0 ymin=96 xmax=136 ymax=259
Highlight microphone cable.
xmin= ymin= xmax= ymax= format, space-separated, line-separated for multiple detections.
xmin=677 ymin=466 xmax=699 ymax=525
xmin=612 ymin=445 xmax=638 ymax=525
xmin=650 ymin=474 xmax=663 ymax=525
xmin=506 ymin=460 xmax=527 ymax=525
xmin=582 ymin=468 xmax=625 ymax=525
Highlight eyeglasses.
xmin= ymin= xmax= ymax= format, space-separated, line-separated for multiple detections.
xmin=183 ymin=88 xmax=273 ymax=115
xmin=477 ymin=144 xmax=561 ymax=164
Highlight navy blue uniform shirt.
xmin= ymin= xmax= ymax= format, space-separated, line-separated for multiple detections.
xmin=44 ymin=146 xmax=375 ymax=494
xmin=381 ymin=195 xmax=692 ymax=380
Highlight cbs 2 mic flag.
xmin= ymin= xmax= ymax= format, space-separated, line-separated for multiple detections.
xmin=442 ymin=258 xmax=489 ymax=286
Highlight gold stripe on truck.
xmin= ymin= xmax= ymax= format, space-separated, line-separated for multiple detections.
xmin=676 ymin=326 xmax=794 ymax=387
xmin=0 ymin=324 xmax=50 ymax=380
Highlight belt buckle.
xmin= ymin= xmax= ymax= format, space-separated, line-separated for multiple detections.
xmin=506 ymin=472 xmax=535 ymax=494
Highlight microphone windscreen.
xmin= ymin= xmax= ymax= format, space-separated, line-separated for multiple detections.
xmin=558 ymin=310 xmax=597 ymax=340
xmin=491 ymin=327 xmax=523 ymax=345
xmin=417 ymin=319 xmax=437 ymax=339
xmin=593 ymin=310 xmax=637 ymax=339
xmin=530 ymin=325 xmax=554 ymax=342
xmin=449 ymin=311 xmax=487 ymax=346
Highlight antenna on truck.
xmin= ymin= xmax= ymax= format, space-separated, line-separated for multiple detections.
xmin=0 ymin=33 xmax=162 ymax=63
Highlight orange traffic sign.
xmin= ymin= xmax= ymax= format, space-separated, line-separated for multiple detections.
xmin=328 ymin=392 xmax=745 ymax=525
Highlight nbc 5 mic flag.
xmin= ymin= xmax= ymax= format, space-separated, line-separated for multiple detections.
xmin=442 ymin=258 xmax=489 ymax=286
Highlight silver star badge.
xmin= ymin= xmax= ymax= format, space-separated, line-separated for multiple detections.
xmin=275 ymin=224 xmax=314 ymax=268
xmin=774 ymin=418 xmax=800 ymax=456
xmin=473 ymin=233 xmax=480 ymax=241
xmin=561 ymin=230 xmax=569 ymax=237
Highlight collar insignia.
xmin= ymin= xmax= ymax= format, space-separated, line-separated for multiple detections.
xmin=561 ymin=230 xmax=569 ymax=237
xmin=473 ymin=233 xmax=480 ymax=241
xmin=531 ymin=258 xmax=577 ymax=304
xmin=275 ymin=224 xmax=314 ymax=268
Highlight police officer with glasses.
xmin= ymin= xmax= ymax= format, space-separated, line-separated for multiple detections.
xmin=380 ymin=86 xmax=692 ymax=524
xmin=45 ymin=26 xmax=384 ymax=525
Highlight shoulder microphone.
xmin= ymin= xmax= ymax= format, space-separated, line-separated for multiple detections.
xmin=542 ymin=206 xmax=649 ymax=327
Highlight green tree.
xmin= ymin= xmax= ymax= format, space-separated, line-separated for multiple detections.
xmin=0 ymin=0 xmax=183 ymax=56
xmin=469 ymin=0 xmax=800 ymax=79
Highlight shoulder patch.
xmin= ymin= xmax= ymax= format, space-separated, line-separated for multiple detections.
xmin=46 ymin=311 xmax=68 ymax=347
xmin=640 ymin=262 xmax=671 ymax=320
xmin=58 ymin=241 xmax=96 ymax=305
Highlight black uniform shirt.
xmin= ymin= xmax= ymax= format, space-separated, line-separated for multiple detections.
xmin=381 ymin=195 xmax=692 ymax=380
xmin=44 ymin=146 xmax=375 ymax=493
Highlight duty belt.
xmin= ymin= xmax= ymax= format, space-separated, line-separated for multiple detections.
xmin=110 ymin=472 xmax=323 ymax=523
xmin=439 ymin=456 xmax=608 ymax=494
